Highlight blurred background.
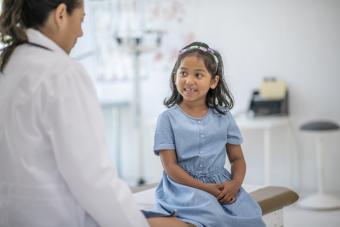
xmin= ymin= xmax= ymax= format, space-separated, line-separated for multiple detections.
xmin=71 ymin=0 xmax=340 ymax=196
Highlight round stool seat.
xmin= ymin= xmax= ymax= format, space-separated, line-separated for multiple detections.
xmin=300 ymin=121 xmax=339 ymax=131
xmin=298 ymin=120 xmax=340 ymax=210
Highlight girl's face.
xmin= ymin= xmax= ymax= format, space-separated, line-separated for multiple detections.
xmin=175 ymin=55 xmax=219 ymax=106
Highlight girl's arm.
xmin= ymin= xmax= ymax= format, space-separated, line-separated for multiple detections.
xmin=227 ymin=144 xmax=246 ymax=187
xmin=159 ymin=149 xmax=222 ymax=197
xmin=217 ymin=144 xmax=246 ymax=204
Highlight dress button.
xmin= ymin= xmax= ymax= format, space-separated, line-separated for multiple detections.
xmin=198 ymin=120 xmax=201 ymax=124
xmin=199 ymin=165 xmax=202 ymax=167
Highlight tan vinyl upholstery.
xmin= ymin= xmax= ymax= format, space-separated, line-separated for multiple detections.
xmin=250 ymin=186 xmax=299 ymax=215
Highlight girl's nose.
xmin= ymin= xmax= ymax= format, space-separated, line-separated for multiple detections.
xmin=185 ymin=75 xmax=195 ymax=84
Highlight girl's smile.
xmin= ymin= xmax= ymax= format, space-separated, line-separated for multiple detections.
xmin=183 ymin=87 xmax=198 ymax=96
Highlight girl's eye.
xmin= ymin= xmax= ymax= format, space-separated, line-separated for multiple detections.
xmin=179 ymin=71 xmax=187 ymax=77
xmin=196 ymin=73 xmax=203 ymax=79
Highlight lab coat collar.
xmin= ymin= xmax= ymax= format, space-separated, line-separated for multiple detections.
xmin=26 ymin=28 xmax=67 ymax=55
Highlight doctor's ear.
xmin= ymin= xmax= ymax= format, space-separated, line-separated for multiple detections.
xmin=53 ymin=3 xmax=68 ymax=29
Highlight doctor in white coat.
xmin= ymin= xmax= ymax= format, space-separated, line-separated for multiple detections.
xmin=0 ymin=1 xmax=189 ymax=227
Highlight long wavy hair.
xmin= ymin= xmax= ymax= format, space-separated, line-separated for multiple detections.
xmin=0 ymin=0 xmax=81 ymax=72
xmin=164 ymin=41 xmax=234 ymax=114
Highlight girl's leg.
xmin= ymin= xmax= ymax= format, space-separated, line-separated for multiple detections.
xmin=147 ymin=217 xmax=195 ymax=227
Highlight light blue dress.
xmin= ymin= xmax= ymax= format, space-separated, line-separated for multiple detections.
xmin=153 ymin=105 xmax=266 ymax=227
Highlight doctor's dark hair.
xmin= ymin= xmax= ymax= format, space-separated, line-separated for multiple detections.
xmin=0 ymin=0 xmax=81 ymax=72
xmin=164 ymin=42 xmax=234 ymax=114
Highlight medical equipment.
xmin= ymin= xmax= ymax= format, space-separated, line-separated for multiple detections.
xmin=249 ymin=78 xmax=289 ymax=117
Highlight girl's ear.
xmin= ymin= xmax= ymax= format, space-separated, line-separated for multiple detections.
xmin=210 ymin=75 xmax=220 ymax=89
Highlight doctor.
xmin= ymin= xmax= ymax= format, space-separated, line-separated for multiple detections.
xmin=0 ymin=1 xmax=188 ymax=227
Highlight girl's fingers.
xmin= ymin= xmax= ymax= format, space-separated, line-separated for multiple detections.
xmin=229 ymin=197 xmax=236 ymax=204
xmin=219 ymin=195 xmax=236 ymax=204
xmin=217 ymin=190 xmax=229 ymax=200
xmin=216 ymin=190 xmax=222 ymax=199
xmin=220 ymin=197 xmax=228 ymax=204
xmin=227 ymin=197 xmax=236 ymax=204
xmin=217 ymin=191 xmax=225 ymax=200
xmin=218 ymin=192 xmax=230 ymax=202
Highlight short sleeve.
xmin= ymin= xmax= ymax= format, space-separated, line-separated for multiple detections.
xmin=153 ymin=111 xmax=175 ymax=155
xmin=226 ymin=111 xmax=243 ymax=144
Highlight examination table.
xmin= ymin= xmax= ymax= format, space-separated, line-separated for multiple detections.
xmin=133 ymin=184 xmax=299 ymax=227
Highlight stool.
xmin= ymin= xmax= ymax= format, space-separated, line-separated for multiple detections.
xmin=298 ymin=120 xmax=340 ymax=210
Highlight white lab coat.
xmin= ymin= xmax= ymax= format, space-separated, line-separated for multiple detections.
xmin=0 ymin=29 xmax=149 ymax=227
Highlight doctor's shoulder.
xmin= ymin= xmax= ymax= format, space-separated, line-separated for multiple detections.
xmin=23 ymin=43 xmax=91 ymax=82
xmin=43 ymin=52 xmax=93 ymax=87
xmin=25 ymin=52 xmax=96 ymax=104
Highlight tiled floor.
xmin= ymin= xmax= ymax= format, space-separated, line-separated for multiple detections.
xmin=284 ymin=204 xmax=340 ymax=227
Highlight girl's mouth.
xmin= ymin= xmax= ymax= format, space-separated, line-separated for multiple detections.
xmin=184 ymin=87 xmax=196 ymax=92
xmin=183 ymin=87 xmax=197 ymax=96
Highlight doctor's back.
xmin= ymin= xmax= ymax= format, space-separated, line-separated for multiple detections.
xmin=0 ymin=1 xmax=148 ymax=227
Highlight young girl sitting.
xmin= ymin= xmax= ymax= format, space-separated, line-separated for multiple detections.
xmin=152 ymin=42 xmax=266 ymax=227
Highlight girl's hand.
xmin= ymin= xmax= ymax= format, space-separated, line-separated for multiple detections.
xmin=217 ymin=180 xmax=241 ymax=204
xmin=204 ymin=183 xmax=223 ymax=197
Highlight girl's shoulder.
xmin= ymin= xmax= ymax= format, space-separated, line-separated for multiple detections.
xmin=159 ymin=105 xmax=178 ymax=116
xmin=157 ymin=105 xmax=179 ymax=121
xmin=210 ymin=106 xmax=232 ymax=118
xmin=210 ymin=107 xmax=239 ymax=126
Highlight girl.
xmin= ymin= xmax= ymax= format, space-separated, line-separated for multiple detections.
xmin=0 ymin=1 xmax=187 ymax=226
xmin=153 ymin=42 xmax=266 ymax=227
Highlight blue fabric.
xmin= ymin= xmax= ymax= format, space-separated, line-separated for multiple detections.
xmin=153 ymin=105 xmax=266 ymax=227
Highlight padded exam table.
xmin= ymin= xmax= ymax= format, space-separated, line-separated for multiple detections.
xmin=133 ymin=184 xmax=299 ymax=227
